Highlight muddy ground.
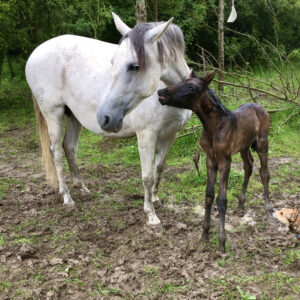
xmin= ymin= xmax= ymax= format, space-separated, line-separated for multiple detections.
xmin=0 ymin=126 xmax=299 ymax=300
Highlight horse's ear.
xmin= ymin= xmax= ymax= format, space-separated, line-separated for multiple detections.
xmin=204 ymin=70 xmax=216 ymax=85
xmin=145 ymin=18 xmax=174 ymax=43
xmin=188 ymin=69 xmax=196 ymax=79
xmin=112 ymin=12 xmax=131 ymax=36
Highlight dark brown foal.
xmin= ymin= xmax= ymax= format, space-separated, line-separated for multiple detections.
xmin=158 ymin=70 xmax=273 ymax=253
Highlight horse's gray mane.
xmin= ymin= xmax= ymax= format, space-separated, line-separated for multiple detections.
xmin=120 ymin=22 xmax=185 ymax=71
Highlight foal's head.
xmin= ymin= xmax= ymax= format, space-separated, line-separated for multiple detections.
xmin=158 ymin=70 xmax=216 ymax=111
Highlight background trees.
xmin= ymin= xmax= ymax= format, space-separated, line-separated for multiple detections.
xmin=0 ymin=0 xmax=299 ymax=79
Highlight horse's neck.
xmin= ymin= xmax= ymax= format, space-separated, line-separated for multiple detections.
xmin=160 ymin=56 xmax=190 ymax=86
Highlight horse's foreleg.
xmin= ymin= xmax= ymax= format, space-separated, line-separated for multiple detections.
xmin=238 ymin=148 xmax=253 ymax=215
xmin=137 ymin=131 xmax=160 ymax=225
xmin=256 ymin=134 xmax=273 ymax=220
xmin=151 ymin=133 xmax=177 ymax=202
xmin=46 ymin=109 xmax=74 ymax=207
xmin=201 ymin=157 xmax=217 ymax=242
xmin=63 ymin=113 xmax=91 ymax=198
xmin=216 ymin=157 xmax=231 ymax=253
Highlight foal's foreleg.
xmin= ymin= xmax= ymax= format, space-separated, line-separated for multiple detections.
xmin=63 ymin=113 xmax=91 ymax=197
xmin=137 ymin=131 xmax=160 ymax=225
xmin=238 ymin=148 xmax=253 ymax=215
xmin=256 ymin=133 xmax=273 ymax=220
xmin=216 ymin=157 xmax=231 ymax=253
xmin=46 ymin=109 xmax=74 ymax=207
xmin=201 ymin=157 xmax=217 ymax=241
xmin=151 ymin=133 xmax=177 ymax=202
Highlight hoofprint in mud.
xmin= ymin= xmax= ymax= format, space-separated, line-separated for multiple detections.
xmin=25 ymin=13 xmax=191 ymax=225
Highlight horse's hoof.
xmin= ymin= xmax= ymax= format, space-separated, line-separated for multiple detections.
xmin=80 ymin=189 xmax=93 ymax=201
xmin=63 ymin=201 xmax=75 ymax=208
xmin=147 ymin=215 xmax=161 ymax=226
xmin=151 ymin=195 xmax=160 ymax=202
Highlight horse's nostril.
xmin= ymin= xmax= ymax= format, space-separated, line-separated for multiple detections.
xmin=104 ymin=115 xmax=110 ymax=127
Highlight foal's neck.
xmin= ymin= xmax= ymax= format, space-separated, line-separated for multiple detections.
xmin=195 ymin=89 xmax=232 ymax=137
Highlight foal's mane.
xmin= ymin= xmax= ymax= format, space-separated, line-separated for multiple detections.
xmin=119 ymin=22 xmax=185 ymax=71
xmin=207 ymin=89 xmax=235 ymax=120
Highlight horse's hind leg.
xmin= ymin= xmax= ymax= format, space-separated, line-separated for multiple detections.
xmin=63 ymin=112 xmax=91 ymax=198
xmin=45 ymin=108 xmax=74 ymax=206
xmin=151 ymin=132 xmax=177 ymax=202
xmin=137 ymin=131 xmax=160 ymax=225
xmin=256 ymin=133 xmax=273 ymax=220
xmin=237 ymin=148 xmax=254 ymax=216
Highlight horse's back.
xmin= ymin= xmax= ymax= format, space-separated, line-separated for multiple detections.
xmin=26 ymin=35 xmax=116 ymax=86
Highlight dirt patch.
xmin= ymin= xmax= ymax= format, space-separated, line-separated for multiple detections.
xmin=0 ymin=132 xmax=299 ymax=299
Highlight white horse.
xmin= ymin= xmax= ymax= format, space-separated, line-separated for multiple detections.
xmin=25 ymin=13 xmax=191 ymax=225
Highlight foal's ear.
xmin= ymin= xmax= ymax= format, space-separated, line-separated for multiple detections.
xmin=112 ymin=12 xmax=131 ymax=36
xmin=204 ymin=70 xmax=216 ymax=85
xmin=188 ymin=68 xmax=196 ymax=79
xmin=146 ymin=18 xmax=174 ymax=43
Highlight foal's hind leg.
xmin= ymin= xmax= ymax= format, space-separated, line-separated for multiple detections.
xmin=237 ymin=148 xmax=254 ymax=216
xmin=151 ymin=133 xmax=177 ymax=202
xmin=63 ymin=113 xmax=91 ymax=198
xmin=256 ymin=133 xmax=273 ymax=220
xmin=45 ymin=108 xmax=74 ymax=206
xmin=137 ymin=131 xmax=160 ymax=225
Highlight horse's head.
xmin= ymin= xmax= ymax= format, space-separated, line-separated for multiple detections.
xmin=158 ymin=70 xmax=216 ymax=111
xmin=97 ymin=13 xmax=189 ymax=133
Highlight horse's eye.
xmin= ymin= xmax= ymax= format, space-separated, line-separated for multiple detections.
xmin=128 ymin=64 xmax=140 ymax=72
xmin=189 ymin=85 xmax=195 ymax=92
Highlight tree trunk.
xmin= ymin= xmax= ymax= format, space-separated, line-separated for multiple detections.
xmin=153 ymin=0 xmax=158 ymax=21
xmin=7 ymin=56 xmax=15 ymax=79
xmin=136 ymin=0 xmax=147 ymax=23
xmin=0 ymin=55 xmax=3 ymax=81
xmin=218 ymin=0 xmax=225 ymax=91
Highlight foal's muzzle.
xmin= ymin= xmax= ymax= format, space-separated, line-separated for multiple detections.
xmin=158 ymin=88 xmax=170 ymax=105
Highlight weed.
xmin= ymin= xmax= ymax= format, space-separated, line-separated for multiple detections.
xmin=236 ymin=285 xmax=256 ymax=300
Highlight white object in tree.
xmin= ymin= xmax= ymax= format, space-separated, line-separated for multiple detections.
xmin=227 ymin=0 xmax=237 ymax=23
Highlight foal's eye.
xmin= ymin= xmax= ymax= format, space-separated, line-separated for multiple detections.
xmin=189 ymin=85 xmax=195 ymax=92
xmin=128 ymin=64 xmax=140 ymax=72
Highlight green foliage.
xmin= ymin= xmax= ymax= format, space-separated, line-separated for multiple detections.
xmin=1 ymin=0 xmax=299 ymax=78
xmin=236 ymin=285 xmax=256 ymax=300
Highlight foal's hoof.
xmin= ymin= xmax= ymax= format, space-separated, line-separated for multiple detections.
xmin=218 ymin=245 xmax=226 ymax=254
xmin=266 ymin=214 xmax=275 ymax=224
xmin=235 ymin=208 xmax=245 ymax=217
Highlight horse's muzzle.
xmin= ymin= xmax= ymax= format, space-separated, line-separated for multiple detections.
xmin=97 ymin=110 xmax=124 ymax=133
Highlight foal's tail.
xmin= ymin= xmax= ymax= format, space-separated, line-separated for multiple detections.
xmin=32 ymin=95 xmax=58 ymax=187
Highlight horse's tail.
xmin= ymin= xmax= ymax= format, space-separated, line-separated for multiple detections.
xmin=32 ymin=94 xmax=58 ymax=186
